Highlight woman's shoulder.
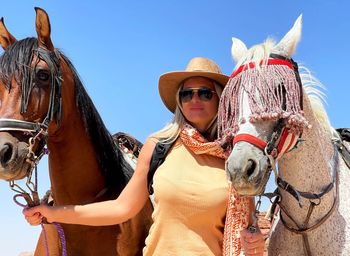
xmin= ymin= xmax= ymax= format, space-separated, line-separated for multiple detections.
xmin=141 ymin=137 xmax=158 ymax=156
xmin=147 ymin=137 xmax=159 ymax=145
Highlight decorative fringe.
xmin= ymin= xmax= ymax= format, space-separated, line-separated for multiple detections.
xmin=218 ymin=64 xmax=310 ymax=144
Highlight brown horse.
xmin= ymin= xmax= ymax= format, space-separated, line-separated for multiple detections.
xmin=0 ymin=7 xmax=152 ymax=255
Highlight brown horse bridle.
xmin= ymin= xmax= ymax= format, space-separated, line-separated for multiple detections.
xmin=0 ymin=46 xmax=62 ymax=207
xmin=230 ymin=55 xmax=339 ymax=256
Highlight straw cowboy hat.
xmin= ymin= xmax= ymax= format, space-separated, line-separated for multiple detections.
xmin=159 ymin=57 xmax=230 ymax=113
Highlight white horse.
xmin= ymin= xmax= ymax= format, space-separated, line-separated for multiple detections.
xmin=218 ymin=16 xmax=350 ymax=255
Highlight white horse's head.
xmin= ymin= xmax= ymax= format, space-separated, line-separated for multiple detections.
xmin=218 ymin=15 xmax=310 ymax=196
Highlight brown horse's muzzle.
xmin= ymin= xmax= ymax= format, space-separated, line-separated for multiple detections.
xmin=0 ymin=132 xmax=31 ymax=181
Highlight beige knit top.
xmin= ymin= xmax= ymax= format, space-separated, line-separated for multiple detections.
xmin=143 ymin=140 xmax=228 ymax=256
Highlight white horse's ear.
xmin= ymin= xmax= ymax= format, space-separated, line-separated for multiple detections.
xmin=231 ymin=37 xmax=248 ymax=63
xmin=273 ymin=15 xmax=302 ymax=58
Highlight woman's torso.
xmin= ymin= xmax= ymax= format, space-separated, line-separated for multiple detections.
xmin=143 ymin=140 xmax=228 ymax=256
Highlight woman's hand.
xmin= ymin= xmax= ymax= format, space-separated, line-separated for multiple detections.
xmin=23 ymin=204 xmax=52 ymax=225
xmin=240 ymin=227 xmax=265 ymax=256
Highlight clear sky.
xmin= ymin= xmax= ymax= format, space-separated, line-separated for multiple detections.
xmin=0 ymin=1 xmax=349 ymax=255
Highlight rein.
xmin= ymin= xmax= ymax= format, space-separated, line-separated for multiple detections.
xmin=275 ymin=144 xmax=339 ymax=256
xmin=234 ymin=124 xmax=341 ymax=256
xmin=233 ymin=120 xmax=339 ymax=256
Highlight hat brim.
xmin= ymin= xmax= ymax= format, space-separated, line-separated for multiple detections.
xmin=159 ymin=71 xmax=230 ymax=113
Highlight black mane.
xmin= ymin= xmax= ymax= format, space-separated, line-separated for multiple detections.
xmin=0 ymin=37 xmax=133 ymax=193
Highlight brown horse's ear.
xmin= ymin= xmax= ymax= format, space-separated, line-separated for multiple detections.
xmin=35 ymin=7 xmax=54 ymax=51
xmin=0 ymin=17 xmax=17 ymax=50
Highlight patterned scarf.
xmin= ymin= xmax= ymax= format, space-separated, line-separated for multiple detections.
xmin=180 ymin=123 xmax=228 ymax=159
xmin=180 ymin=123 xmax=250 ymax=256
xmin=223 ymin=186 xmax=250 ymax=256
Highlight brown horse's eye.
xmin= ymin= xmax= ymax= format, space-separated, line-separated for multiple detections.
xmin=36 ymin=69 xmax=50 ymax=82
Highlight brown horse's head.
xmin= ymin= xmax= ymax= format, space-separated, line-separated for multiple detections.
xmin=0 ymin=8 xmax=61 ymax=181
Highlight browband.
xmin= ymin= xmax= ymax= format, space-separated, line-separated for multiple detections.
xmin=231 ymin=57 xmax=293 ymax=78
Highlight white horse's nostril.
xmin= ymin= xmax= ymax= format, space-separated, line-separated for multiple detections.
xmin=246 ymin=159 xmax=257 ymax=178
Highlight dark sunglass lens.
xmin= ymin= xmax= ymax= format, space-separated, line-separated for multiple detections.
xmin=179 ymin=89 xmax=194 ymax=102
xmin=198 ymin=89 xmax=213 ymax=101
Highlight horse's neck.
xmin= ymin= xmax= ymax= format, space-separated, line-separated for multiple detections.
xmin=47 ymin=110 xmax=106 ymax=205
xmin=278 ymin=95 xmax=335 ymax=225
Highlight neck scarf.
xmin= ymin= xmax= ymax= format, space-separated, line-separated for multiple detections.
xmin=180 ymin=123 xmax=228 ymax=159
xmin=180 ymin=123 xmax=250 ymax=256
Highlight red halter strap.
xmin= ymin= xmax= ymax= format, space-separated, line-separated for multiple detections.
xmin=230 ymin=58 xmax=293 ymax=78
xmin=276 ymin=128 xmax=296 ymax=154
xmin=232 ymin=134 xmax=267 ymax=151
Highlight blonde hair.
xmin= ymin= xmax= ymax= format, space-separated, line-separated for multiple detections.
xmin=150 ymin=79 xmax=223 ymax=143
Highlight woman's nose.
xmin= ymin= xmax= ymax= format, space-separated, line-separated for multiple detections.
xmin=190 ymin=92 xmax=201 ymax=102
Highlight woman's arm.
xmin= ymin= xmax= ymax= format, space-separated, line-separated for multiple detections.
xmin=240 ymin=197 xmax=265 ymax=256
xmin=23 ymin=138 xmax=157 ymax=226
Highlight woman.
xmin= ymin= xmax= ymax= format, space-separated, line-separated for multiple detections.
xmin=24 ymin=57 xmax=265 ymax=255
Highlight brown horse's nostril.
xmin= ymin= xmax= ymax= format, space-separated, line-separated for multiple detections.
xmin=0 ymin=143 xmax=14 ymax=167
xmin=246 ymin=159 xmax=256 ymax=178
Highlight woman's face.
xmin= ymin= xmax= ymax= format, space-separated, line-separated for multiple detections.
xmin=179 ymin=76 xmax=219 ymax=132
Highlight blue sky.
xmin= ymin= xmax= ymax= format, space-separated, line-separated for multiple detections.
xmin=0 ymin=1 xmax=349 ymax=255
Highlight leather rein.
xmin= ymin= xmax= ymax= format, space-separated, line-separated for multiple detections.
xmin=231 ymin=54 xmax=340 ymax=256
xmin=0 ymin=47 xmax=62 ymax=207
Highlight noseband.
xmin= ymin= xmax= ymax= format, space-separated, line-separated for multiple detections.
xmin=232 ymin=120 xmax=301 ymax=160
xmin=0 ymin=46 xmax=62 ymax=206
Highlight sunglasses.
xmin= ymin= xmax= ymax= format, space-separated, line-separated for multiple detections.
xmin=179 ymin=88 xmax=217 ymax=103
